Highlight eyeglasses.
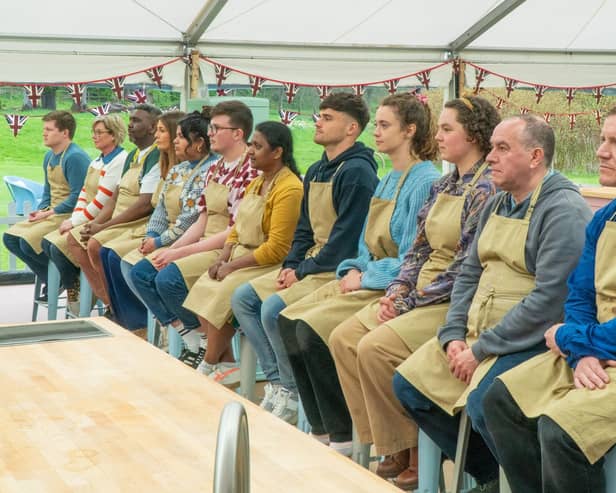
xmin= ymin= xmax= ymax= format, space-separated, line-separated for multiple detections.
xmin=92 ymin=130 xmax=111 ymax=137
xmin=207 ymin=124 xmax=238 ymax=135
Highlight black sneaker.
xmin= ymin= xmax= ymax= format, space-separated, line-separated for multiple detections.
xmin=179 ymin=347 xmax=205 ymax=369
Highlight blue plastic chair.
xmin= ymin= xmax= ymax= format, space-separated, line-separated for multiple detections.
xmin=4 ymin=176 xmax=44 ymax=215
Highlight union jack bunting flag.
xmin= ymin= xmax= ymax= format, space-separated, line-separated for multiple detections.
xmin=214 ymin=64 xmax=231 ymax=87
xmin=504 ymin=78 xmax=518 ymax=98
xmin=593 ymin=87 xmax=604 ymax=105
xmin=24 ymin=84 xmax=44 ymax=108
xmin=5 ymin=114 xmax=28 ymax=137
xmin=564 ymin=88 xmax=576 ymax=106
xmin=595 ymin=109 xmax=602 ymax=126
xmin=312 ymin=113 xmax=320 ymax=123
xmin=216 ymin=88 xmax=232 ymax=96
xmin=106 ymin=77 xmax=125 ymax=100
xmin=146 ymin=65 xmax=164 ymax=87
xmin=473 ymin=68 xmax=488 ymax=94
xmin=278 ymin=109 xmax=299 ymax=126
xmin=543 ymin=112 xmax=553 ymax=124
xmin=495 ymin=97 xmax=505 ymax=110
xmin=568 ymin=113 xmax=577 ymax=130
xmin=127 ymin=90 xmax=148 ymax=104
xmin=416 ymin=71 xmax=431 ymax=90
xmin=249 ymin=76 xmax=265 ymax=96
xmin=317 ymin=85 xmax=330 ymax=100
xmin=284 ymin=83 xmax=299 ymax=103
xmin=520 ymin=107 xmax=530 ymax=115
xmin=534 ymin=85 xmax=547 ymax=104
xmin=353 ymin=85 xmax=365 ymax=97
xmin=383 ymin=79 xmax=399 ymax=95
xmin=66 ymin=83 xmax=86 ymax=107
xmin=88 ymin=103 xmax=111 ymax=117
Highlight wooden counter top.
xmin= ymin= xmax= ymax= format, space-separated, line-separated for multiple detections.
xmin=0 ymin=318 xmax=399 ymax=492
xmin=580 ymin=186 xmax=616 ymax=200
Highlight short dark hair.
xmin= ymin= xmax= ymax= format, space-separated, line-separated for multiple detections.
xmin=320 ymin=92 xmax=370 ymax=132
xmin=42 ymin=111 xmax=77 ymax=139
xmin=211 ymin=100 xmax=254 ymax=141
xmin=444 ymin=96 xmax=500 ymax=156
xmin=133 ymin=103 xmax=162 ymax=119
xmin=516 ymin=115 xmax=556 ymax=167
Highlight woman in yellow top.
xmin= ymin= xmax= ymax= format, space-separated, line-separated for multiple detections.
xmin=182 ymin=121 xmax=303 ymax=384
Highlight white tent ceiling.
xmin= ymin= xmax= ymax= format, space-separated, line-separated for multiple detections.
xmin=1 ymin=0 xmax=615 ymax=88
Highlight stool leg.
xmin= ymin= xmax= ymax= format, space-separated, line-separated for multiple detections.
xmin=418 ymin=429 xmax=442 ymax=493
xmin=168 ymin=327 xmax=184 ymax=358
xmin=452 ymin=411 xmax=472 ymax=493
xmin=47 ymin=262 xmax=61 ymax=321
xmin=79 ymin=271 xmax=92 ymax=317
xmin=296 ymin=398 xmax=311 ymax=433
xmin=32 ymin=275 xmax=42 ymax=322
xmin=238 ymin=334 xmax=257 ymax=402
xmin=146 ymin=310 xmax=158 ymax=345
xmin=351 ymin=427 xmax=371 ymax=468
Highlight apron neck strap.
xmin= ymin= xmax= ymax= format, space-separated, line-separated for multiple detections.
xmin=462 ymin=160 xmax=489 ymax=197
xmin=523 ymin=176 xmax=546 ymax=221
xmin=391 ymin=161 xmax=416 ymax=203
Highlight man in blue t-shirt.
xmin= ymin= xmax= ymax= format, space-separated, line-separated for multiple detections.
xmin=3 ymin=110 xmax=89 ymax=295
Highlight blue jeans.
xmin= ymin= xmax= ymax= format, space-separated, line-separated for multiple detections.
xmin=41 ymin=238 xmax=79 ymax=290
xmin=393 ymin=343 xmax=546 ymax=484
xmin=231 ymin=282 xmax=297 ymax=392
xmin=130 ymin=259 xmax=199 ymax=330
xmin=101 ymin=247 xmax=147 ymax=329
xmin=120 ymin=259 xmax=147 ymax=306
xmin=3 ymin=232 xmax=49 ymax=282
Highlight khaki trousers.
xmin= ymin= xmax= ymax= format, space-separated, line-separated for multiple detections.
xmin=329 ymin=315 xmax=416 ymax=456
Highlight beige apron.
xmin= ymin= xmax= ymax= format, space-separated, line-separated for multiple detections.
xmin=183 ymin=171 xmax=286 ymax=328
xmin=398 ymin=184 xmax=541 ymax=415
xmin=7 ymin=149 xmax=72 ymax=254
xmin=251 ymin=162 xmax=345 ymax=303
xmin=354 ymin=163 xmax=490 ymax=349
xmin=278 ymin=166 xmax=412 ymax=343
xmin=44 ymin=161 xmax=101 ymax=265
xmin=121 ymin=160 xmax=205 ymax=265
xmin=499 ymin=213 xmax=616 ymax=464
xmin=71 ymin=147 xmax=156 ymax=249
xmin=174 ymin=155 xmax=245 ymax=289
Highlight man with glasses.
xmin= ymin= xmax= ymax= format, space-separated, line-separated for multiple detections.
xmin=128 ymin=101 xmax=257 ymax=357
xmin=4 ymin=110 xmax=89 ymax=298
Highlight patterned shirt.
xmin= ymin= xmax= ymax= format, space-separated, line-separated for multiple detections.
xmin=196 ymin=152 xmax=259 ymax=226
xmin=387 ymin=160 xmax=496 ymax=313
xmin=146 ymin=154 xmax=218 ymax=247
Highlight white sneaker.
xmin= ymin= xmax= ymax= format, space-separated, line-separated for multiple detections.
xmin=208 ymin=362 xmax=240 ymax=385
xmin=271 ymin=388 xmax=298 ymax=424
xmin=197 ymin=360 xmax=216 ymax=376
xmin=260 ymin=383 xmax=282 ymax=412
xmin=329 ymin=441 xmax=353 ymax=457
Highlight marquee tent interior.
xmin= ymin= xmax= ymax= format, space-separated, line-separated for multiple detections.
xmin=1 ymin=0 xmax=615 ymax=98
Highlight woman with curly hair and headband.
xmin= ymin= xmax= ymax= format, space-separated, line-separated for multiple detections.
xmin=328 ymin=95 xmax=500 ymax=489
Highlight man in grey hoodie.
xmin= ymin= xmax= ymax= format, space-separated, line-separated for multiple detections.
xmin=392 ymin=115 xmax=593 ymax=492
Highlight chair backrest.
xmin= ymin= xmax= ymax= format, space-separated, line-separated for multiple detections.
xmin=3 ymin=176 xmax=44 ymax=215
